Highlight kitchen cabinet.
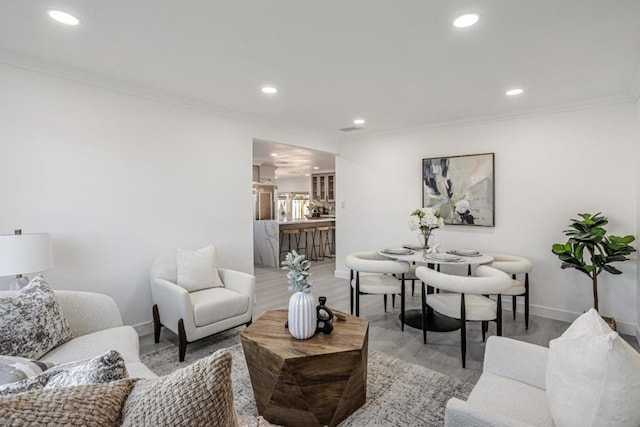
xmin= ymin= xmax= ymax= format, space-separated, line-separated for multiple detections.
xmin=311 ymin=173 xmax=335 ymax=202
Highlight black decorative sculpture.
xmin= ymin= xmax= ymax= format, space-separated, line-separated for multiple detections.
xmin=316 ymin=296 xmax=334 ymax=334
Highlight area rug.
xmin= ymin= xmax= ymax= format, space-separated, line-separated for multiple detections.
xmin=141 ymin=333 xmax=473 ymax=426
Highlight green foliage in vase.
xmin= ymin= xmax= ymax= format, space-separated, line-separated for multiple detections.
xmin=281 ymin=250 xmax=312 ymax=293
xmin=551 ymin=212 xmax=636 ymax=311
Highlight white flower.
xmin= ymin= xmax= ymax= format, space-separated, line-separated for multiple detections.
xmin=409 ymin=207 xmax=444 ymax=231
xmin=408 ymin=216 xmax=420 ymax=231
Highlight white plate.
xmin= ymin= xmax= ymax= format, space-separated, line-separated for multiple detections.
xmin=426 ymin=253 xmax=461 ymax=261
xmin=381 ymin=248 xmax=413 ymax=255
xmin=448 ymin=249 xmax=481 ymax=257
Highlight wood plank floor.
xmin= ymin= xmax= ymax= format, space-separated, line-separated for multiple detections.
xmin=141 ymin=257 xmax=640 ymax=385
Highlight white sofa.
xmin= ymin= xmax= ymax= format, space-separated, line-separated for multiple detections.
xmin=27 ymin=290 xmax=156 ymax=379
xmin=445 ymin=336 xmax=552 ymax=426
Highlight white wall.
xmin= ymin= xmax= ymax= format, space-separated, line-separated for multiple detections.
xmin=336 ymin=102 xmax=639 ymax=334
xmin=0 ymin=63 xmax=338 ymax=326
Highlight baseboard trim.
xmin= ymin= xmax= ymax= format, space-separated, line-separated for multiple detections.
xmin=133 ymin=321 xmax=153 ymax=337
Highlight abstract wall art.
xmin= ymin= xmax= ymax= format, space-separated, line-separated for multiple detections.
xmin=422 ymin=153 xmax=495 ymax=226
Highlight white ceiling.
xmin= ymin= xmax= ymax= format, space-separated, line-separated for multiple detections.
xmin=1 ymin=1 xmax=639 ymax=136
xmin=253 ymin=139 xmax=335 ymax=179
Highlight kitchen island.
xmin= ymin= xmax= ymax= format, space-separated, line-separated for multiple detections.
xmin=254 ymin=217 xmax=335 ymax=267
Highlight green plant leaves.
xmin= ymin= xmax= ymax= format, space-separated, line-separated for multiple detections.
xmin=551 ymin=212 xmax=636 ymax=286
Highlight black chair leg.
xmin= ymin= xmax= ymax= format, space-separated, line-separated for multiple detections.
xmin=525 ymin=273 xmax=530 ymax=330
xmin=392 ymin=294 xmax=396 ymax=308
xmin=512 ymin=274 xmax=517 ymax=319
xmin=383 ymin=294 xmax=388 ymax=312
xmin=178 ymin=319 xmax=187 ymax=362
xmin=421 ymin=282 xmax=427 ymax=344
xmin=411 ymin=280 xmax=415 ymax=297
xmin=355 ymin=272 xmax=361 ymax=317
xmin=460 ymin=294 xmax=467 ymax=369
xmin=481 ymin=321 xmax=488 ymax=342
xmin=152 ymin=304 xmax=161 ymax=343
xmin=497 ymin=295 xmax=503 ymax=336
xmin=400 ymin=274 xmax=405 ymax=331
xmin=350 ymin=270 xmax=354 ymax=315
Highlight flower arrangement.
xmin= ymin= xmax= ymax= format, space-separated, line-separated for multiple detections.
xmin=281 ymin=250 xmax=312 ymax=293
xmin=408 ymin=207 xmax=444 ymax=250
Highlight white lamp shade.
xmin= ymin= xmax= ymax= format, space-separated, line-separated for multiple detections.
xmin=0 ymin=233 xmax=54 ymax=277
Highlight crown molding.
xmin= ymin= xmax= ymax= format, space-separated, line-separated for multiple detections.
xmin=341 ymin=94 xmax=637 ymax=143
xmin=0 ymin=48 xmax=334 ymax=141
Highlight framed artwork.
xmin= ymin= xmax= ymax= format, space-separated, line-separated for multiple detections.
xmin=422 ymin=153 xmax=495 ymax=226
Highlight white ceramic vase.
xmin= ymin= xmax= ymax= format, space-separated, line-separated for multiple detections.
xmin=288 ymin=291 xmax=317 ymax=339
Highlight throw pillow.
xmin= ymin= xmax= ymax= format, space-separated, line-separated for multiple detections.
xmin=176 ymin=244 xmax=224 ymax=292
xmin=122 ymin=348 xmax=237 ymax=427
xmin=0 ymin=378 xmax=137 ymax=426
xmin=0 ymin=355 xmax=55 ymax=386
xmin=0 ymin=276 xmax=72 ymax=359
xmin=546 ymin=308 xmax=640 ymax=427
xmin=0 ymin=350 xmax=127 ymax=396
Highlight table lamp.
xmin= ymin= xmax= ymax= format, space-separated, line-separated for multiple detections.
xmin=0 ymin=230 xmax=54 ymax=290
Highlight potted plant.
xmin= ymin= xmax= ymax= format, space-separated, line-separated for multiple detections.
xmin=551 ymin=212 xmax=636 ymax=328
xmin=281 ymin=250 xmax=317 ymax=339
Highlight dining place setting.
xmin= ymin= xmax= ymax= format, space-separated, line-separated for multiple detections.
xmin=378 ymin=245 xmax=493 ymax=266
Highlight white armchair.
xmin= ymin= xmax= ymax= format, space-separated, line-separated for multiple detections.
xmin=445 ymin=336 xmax=553 ymax=427
xmin=150 ymin=250 xmax=255 ymax=362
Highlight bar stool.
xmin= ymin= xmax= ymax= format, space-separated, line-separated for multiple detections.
xmin=316 ymin=226 xmax=332 ymax=260
xmin=298 ymin=227 xmax=317 ymax=261
xmin=279 ymin=229 xmax=300 ymax=262
xmin=329 ymin=225 xmax=336 ymax=256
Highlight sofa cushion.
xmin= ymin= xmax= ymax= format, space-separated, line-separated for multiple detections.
xmin=0 ymin=355 xmax=54 ymax=386
xmin=0 ymin=378 xmax=136 ymax=425
xmin=122 ymin=348 xmax=237 ymax=426
xmin=176 ymin=244 xmax=223 ymax=292
xmin=467 ymin=372 xmax=554 ymax=427
xmin=0 ymin=350 xmax=128 ymax=396
xmin=191 ymin=287 xmax=250 ymax=327
xmin=41 ymin=325 xmax=139 ymax=365
xmin=0 ymin=276 xmax=72 ymax=359
xmin=546 ymin=308 xmax=640 ymax=427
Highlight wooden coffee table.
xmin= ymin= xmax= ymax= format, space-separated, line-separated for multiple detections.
xmin=241 ymin=309 xmax=369 ymax=427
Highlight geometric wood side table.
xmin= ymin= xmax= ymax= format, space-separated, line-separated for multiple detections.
xmin=241 ymin=309 xmax=369 ymax=427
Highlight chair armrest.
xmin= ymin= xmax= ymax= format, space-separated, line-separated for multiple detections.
xmin=54 ymin=291 xmax=124 ymax=337
xmin=445 ymin=398 xmax=535 ymax=427
xmin=483 ymin=336 xmax=548 ymax=390
xmin=150 ymin=277 xmax=193 ymax=335
xmin=219 ymin=268 xmax=256 ymax=312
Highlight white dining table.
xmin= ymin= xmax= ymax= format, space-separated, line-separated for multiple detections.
xmin=378 ymin=248 xmax=494 ymax=331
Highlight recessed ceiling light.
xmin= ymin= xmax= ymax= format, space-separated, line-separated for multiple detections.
xmin=453 ymin=13 xmax=480 ymax=28
xmin=48 ymin=10 xmax=80 ymax=26
xmin=313 ymin=166 xmax=319 ymax=170
xmin=261 ymin=86 xmax=277 ymax=94
xmin=270 ymin=152 xmax=278 ymax=157
xmin=353 ymin=118 xmax=366 ymax=125
xmin=506 ymin=88 xmax=524 ymax=96
xmin=305 ymin=173 xmax=310 ymax=177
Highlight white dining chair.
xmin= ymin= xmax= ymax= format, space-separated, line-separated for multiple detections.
xmin=486 ymin=253 xmax=533 ymax=330
xmin=345 ymin=251 xmax=410 ymax=330
xmin=415 ymin=265 xmax=512 ymax=368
